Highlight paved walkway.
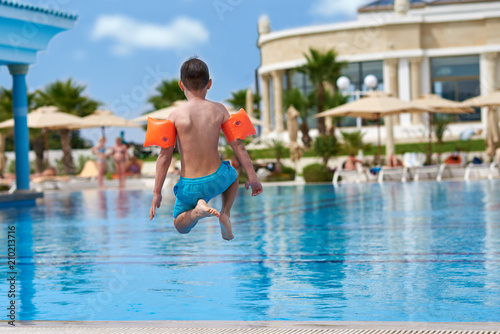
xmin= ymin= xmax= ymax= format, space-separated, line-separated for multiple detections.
xmin=1 ymin=321 xmax=499 ymax=333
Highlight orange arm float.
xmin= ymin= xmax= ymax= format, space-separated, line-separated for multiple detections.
xmin=221 ymin=108 xmax=257 ymax=143
xmin=143 ymin=117 xmax=177 ymax=148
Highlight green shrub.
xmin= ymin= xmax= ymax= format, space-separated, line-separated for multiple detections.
xmin=54 ymin=159 xmax=65 ymax=175
xmin=266 ymin=165 xmax=296 ymax=182
xmin=5 ymin=159 xmax=35 ymax=174
xmin=303 ymin=163 xmax=334 ymax=183
xmin=238 ymin=171 xmax=248 ymax=185
xmin=0 ymin=184 xmax=9 ymax=192
xmin=313 ymin=135 xmax=341 ymax=165
xmin=8 ymin=159 xmax=15 ymax=173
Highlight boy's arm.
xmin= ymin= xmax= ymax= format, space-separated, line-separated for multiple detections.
xmin=149 ymin=146 xmax=174 ymax=220
xmin=229 ymin=139 xmax=263 ymax=196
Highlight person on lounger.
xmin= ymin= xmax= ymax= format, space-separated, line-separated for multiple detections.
xmin=344 ymin=152 xmax=362 ymax=171
xmin=386 ymin=154 xmax=403 ymax=168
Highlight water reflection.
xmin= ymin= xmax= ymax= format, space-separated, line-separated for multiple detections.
xmin=116 ymin=189 xmax=130 ymax=218
xmin=17 ymin=210 xmax=35 ymax=320
xmin=5 ymin=182 xmax=500 ymax=321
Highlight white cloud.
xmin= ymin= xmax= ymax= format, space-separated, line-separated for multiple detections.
xmin=92 ymin=14 xmax=209 ymax=56
xmin=310 ymin=0 xmax=370 ymax=18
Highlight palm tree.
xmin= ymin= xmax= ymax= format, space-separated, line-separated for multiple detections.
xmin=433 ymin=116 xmax=452 ymax=145
xmin=340 ymin=130 xmax=372 ymax=155
xmin=323 ymin=90 xmax=349 ymax=134
xmin=298 ymin=48 xmax=347 ymax=135
xmin=284 ymin=88 xmax=315 ymax=148
xmin=35 ymin=79 xmax=100 ymax=175
xmin=313 ymin=135 xmax=341 ymax=165
xmin=148 ymin=79 xmax=185 ymax=110
xmin=266 ymin=139 xmax=287 ymax=173
xmin=0 ymin=88 xmax=12 ymax=176
xmin=226 ymin=89 xmax=261 ymax=118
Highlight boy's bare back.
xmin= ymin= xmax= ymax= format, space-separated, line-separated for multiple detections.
xmin=149 ymin=57 xmax=262 ymax=237
xmin=169 ymin=99 xmax=229 ymax=178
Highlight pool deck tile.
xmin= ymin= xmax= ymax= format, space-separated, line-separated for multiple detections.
xmin=1 ymin=321 xmax=499 ymax=333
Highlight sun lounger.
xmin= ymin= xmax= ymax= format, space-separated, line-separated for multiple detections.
xmin=464 ymin=161 xmax=499 ymax=180
xmin=437 ymin=152 xmax=468 ymax=181
xmin=378 ymin=152 xmax=421 ymax=183
xmin=405 ymin=152 xmax=442 ymax=182
xmin=378 ymin=166 xmax=409 ymax=183
xmin=332 ymin=162 xmax=368 ymax=186
xmin=31 ymin=176 xmax=71 ymax=191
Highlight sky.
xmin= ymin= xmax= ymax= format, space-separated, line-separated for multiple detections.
xmin=0 ymin=0 xmax=371 ymax=145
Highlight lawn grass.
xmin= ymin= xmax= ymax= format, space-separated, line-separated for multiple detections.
xmin=247 ymin=139 xmax=485 ymax=160
xmin=141 ymin=153 xmax=181 ymax=162
xmin=138 ymin=139 xmax=485 ymax=161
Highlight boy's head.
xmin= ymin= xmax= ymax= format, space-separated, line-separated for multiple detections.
xmin=180 ymin=57 xmax=210 ymax=92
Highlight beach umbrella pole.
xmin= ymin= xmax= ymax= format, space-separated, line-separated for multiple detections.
xmin=428 ymin=113 xmax=433 ymax=165
xmin=377 ymin=117 xmax=381 ymax=163
xmin=44 ymin=128 xmax=49 ymax=169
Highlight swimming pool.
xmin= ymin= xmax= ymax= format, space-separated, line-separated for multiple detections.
xmin=1 ymin=181 xmax=499 ymax=322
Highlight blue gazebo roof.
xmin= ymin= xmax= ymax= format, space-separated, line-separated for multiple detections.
xmin=0 ymin=0 xmax=77 ymax=65
xmin=0 ymin=1 xmax=77 ymax=197
xmin=0 ymin=0 xmax=78 ymax=20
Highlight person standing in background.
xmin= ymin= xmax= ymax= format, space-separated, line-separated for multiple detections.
xmin=109 ymin=137 xmax=129 ymax=188
xmin=91 ymin=136 xmax=107 ymax=189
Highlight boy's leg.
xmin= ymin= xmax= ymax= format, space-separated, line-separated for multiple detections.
xmin=174 ymin=199 xmax=219 ymax=234
xmin=219 ymin=180 xmax=239 ymax=241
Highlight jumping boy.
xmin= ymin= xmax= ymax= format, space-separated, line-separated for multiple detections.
xmin=148 ymin=57 xmax=263 ymax=241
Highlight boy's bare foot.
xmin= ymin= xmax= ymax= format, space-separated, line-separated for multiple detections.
xmin=195 ymin=199 xmax=220 ymax=219
xmin=219 ymin=213 xmax=234 ymax=241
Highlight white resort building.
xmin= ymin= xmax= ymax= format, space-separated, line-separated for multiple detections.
xmin=257 ymin=0 xmax=500 ymax=147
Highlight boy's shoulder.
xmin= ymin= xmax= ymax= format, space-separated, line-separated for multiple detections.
xmin=202 ymin=99 xmax=229 ymax=113
xmin=169 ymin=100 xmax=230 ymax=120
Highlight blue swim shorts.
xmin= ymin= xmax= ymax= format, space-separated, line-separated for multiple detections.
xmin=172 ymin=161 xmax=238 ymax=218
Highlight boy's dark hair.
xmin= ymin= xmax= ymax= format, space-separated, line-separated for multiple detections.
xmin=180 ymin=57 xmax=210 ymax=91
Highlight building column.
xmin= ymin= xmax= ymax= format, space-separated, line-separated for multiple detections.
xmin=484 ymin=52 xmax=498 ymax=93
xmin=387 ymin=58 xmax=400 ymax=126
xmin=480 ymin=52 xmax=498 ymax=131
xmin=384 ymin=58 xmax=399 ymax=157
xmin=245 ymin=88 xmax=254 ymax=117
xmin=260 ymin=73 xmax=271 ymax=134
xmin=409 ymin=57 xmax=423 ymax=124
xmin=271 ymin=70 xmax=285 ymax=132
xmin=8 ymin=64 xmax=30 ymax=191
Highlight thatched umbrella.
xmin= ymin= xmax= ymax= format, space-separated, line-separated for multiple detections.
xmin=463 ymin=90 xmax=500 ymax=159
xmin=69 ymin=109 xmax=140 ymax=136
xmin=412 ymin=94 xmax=474 ymax=162
xmin=315 ymin=91 xmax=433 ymax=159
xmin=0 ymin=106 xmax=87 ymax=168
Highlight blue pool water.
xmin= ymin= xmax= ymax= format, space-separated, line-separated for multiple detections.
xmin=1 ymin=181 xmax=499 ymax=322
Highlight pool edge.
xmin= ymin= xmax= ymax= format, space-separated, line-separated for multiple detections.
xmin=6 ymin=320 xmax=500 ymax=330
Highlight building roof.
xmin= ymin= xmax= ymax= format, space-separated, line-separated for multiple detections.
xmin=358 ymin=0 xmax=499 ymax=12
xmin=0 ymin=0 xmax=77 ymax=20
xmin=359 ymin=0 xmax=427 ymax=12
xmin=430 ymin=0 xmax=500 ymax=5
